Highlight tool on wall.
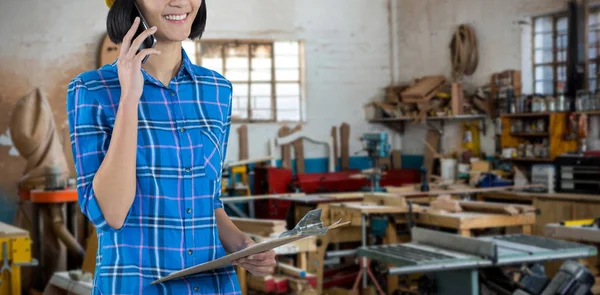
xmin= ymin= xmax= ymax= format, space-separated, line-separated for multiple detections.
xmin=357 ymin=133 xmax=391 ymax=192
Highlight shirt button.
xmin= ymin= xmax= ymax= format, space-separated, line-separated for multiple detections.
xmin=170 ymin=91 xmax=176 ymax=96
xmin=185 ymin=167 xmax=191 ymax=173
xmin=193 ymin=286 xmax=199 ymax=292
xmin=187 ymin=208 xmax=192 ymax=214
xmin=180 ymin=127 xmax=186 ymax=132
xmin=188 ymin=249 xmax=193 ymax=255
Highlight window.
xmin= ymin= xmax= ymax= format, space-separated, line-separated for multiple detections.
xmin=183 ymin=40 xmax=304 ymax=123
xmin=532 ymin=14 xmax=568 ymax=95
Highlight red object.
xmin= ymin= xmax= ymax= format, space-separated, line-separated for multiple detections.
xmin=584 ymin=151 xmax=600 ymax=157
xmin=274 ymin=277 xmax=288 ymax=293
xmin=19 ymin=189 xmax=78 ymax=203
xmin=305 ymin=275 xmax=317 ymax=288
xmin=253 ymin=167 xmax=294 ymax=219
xmin=294 ymin=169 xmax=420 ymax=194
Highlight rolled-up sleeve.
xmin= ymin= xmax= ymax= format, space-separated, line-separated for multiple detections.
xmin=67 ymin=78 xmax=120 ymax=232
xmin=213 ymin=83 xmax=233 ymax=210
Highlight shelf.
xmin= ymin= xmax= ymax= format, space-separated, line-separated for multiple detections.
xmin=368 ymin=115 xmax=487 ymax=134
xmin=503 ymin=157 xmax=553 ymax=162
xmin=501 ymin=112 xmax=553 ymax=118
xmin=510 ymin=132 xmax=549 ymax=137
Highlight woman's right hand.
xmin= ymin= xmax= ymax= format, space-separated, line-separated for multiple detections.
xmin=117 ymin=17 xmax=161 ymax=102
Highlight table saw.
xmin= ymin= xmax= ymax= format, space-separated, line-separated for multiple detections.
xmin=357 ymin=227 xmax=597 ymax=295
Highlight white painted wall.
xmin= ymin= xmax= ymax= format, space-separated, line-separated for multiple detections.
xmin=394 ymin=0 xmax=571 ymax=156
xmin=205 ymin=0 xmax=393 ymax=161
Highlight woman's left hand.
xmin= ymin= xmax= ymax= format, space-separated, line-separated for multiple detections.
xmin=232 ymin=249 xmax=277 ymax=276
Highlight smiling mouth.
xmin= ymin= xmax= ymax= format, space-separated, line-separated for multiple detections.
xmin=163 ymin=13 xmax=189 ymax=22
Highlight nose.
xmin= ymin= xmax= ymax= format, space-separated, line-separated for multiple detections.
xmin=168 ymin=0 xmax=190 ymax=8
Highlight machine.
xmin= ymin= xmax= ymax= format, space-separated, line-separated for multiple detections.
xmin=358 ymin=133 xmax=391 ymax=192
xmin=357 ymin=227 xmax=597 ymax=295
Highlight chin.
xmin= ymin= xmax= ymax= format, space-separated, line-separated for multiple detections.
xmin=159 ymin=31 xmax=192 ymax=43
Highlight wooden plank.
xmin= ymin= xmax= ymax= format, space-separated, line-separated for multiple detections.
xmin=451 ymin=83 xmax=464 ymax=115
xmin=392 ymin=150 xmax=402 ymax=169
xmin=458 ymin=201 xmax=523 ymax=216
xmin=331 ymin=126 xmax=338 ymax=170
xmin=430 ymin=195 xmax=462 ymax=213
xmin=340 ymin=123 xmax=350 ymax=170
xmin=545 ymin=224 xmax=600 ymax=243
xmin=0 ymin=222 xmax=28 ymax=238
xmin=291 ymin=125 xmax=305 ymax=174
xmin=423 ymin=129 xmax=440 ymax=180
xmin=237 ymin=125 xmax=249 ymax=160
xmin=279 ymin=126 xmax=292 ymax=169
xmin=401 ymin=76 xmax=446 ymax=100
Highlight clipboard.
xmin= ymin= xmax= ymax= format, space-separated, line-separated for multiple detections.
xmin=151 ymin=209 xmax=348 ymax=284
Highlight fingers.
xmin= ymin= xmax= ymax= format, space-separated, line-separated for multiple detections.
xmin=120 ymin=17 xmax=141 ymax=55
xmin=235 ymin=258 xmax=276 ymax=267
xmin=134 ymin=48 xmax=161 ymax=64
xmin=241 ymin=264 xmax=275 ymax=276
xmin=128 ymin=26 xmax=158 ymax=58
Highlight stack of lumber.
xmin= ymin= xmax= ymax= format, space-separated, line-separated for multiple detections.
xmin=366 ymin=74 xmax=487 ymax=121
xmin=230 ymin=218 xmax=287 ymax=237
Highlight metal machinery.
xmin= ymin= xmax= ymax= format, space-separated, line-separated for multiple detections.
xmin=359 ymin=133 xmax=391 ymax=192
xmin=0 ymin=222 xmax=38 ymax=295
xmin=357 ymin=227 xmax=597 ymax=295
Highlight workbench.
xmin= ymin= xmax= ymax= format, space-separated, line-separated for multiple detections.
xmin=0 ymin=222 xmax=37 ymax=295
xmin=478 ymin=191 xmax=600 ymax=235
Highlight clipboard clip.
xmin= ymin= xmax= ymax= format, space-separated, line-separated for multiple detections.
xmin=279 ymin=208 xmax=340 ymax=238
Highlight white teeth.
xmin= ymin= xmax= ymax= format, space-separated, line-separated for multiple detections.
xmin=164 ymin=14 xmax=186 ymax=21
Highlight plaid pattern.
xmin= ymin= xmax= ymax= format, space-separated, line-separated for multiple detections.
xmin=67 ymin=49 xmax=240 ymax=294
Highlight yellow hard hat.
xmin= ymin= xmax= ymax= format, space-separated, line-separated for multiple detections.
xmin=105 ymin=0 xmax=114 ymax=7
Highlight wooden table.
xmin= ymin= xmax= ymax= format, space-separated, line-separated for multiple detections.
xmin=478 ymin=191 xmax=600 ymax=235
xmin=415 ymin=209 xmax=536 ymax=237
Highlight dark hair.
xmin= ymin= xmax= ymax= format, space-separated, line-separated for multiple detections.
xmin=107 ymin=0 xmax=207 ymax=44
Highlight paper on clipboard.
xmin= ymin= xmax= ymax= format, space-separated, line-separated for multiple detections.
xmin=151 ymin=209 xmax=348 ymax=285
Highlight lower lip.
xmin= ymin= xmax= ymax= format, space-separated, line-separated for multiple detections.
xmin=164 ymin=14 xmax=188 ymax=24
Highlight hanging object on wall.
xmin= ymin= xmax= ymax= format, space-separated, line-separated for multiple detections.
xmin=98 ymin=33 xmax=121 ymax=68
xmin=450 ymin=24 xmax=479 ymax=81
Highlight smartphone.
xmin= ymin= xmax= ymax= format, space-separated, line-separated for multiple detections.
xmin=132 ymin=1 xmax=157 ymax=64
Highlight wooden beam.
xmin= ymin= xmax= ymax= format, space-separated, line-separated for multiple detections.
xmin=237 ymin=125 xmax=249 ymax=160
xmin=279 ymin=126 xmax=292 ymax=169
xmin=340 ymin=123 xmax=350 ymax=170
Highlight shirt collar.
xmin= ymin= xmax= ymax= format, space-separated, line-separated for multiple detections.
xmin=108 ymin=47 xmax=197 ymax=85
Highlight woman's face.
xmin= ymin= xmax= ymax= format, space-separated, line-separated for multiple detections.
xmin=137 ymin=0 xmax=202 ymax=42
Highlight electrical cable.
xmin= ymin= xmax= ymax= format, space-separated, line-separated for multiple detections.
xmin=450 ymin=24 xmax=479 ymax=81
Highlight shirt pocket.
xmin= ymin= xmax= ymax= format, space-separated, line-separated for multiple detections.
xmin=200 ymin=128 xmax=224 ymax=181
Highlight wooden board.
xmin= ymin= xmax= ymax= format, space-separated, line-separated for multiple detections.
xmin=340 ymin=123 xmax=350 ymax=171
xmin=423 ymin=129 xmax=440 ymax=180
xmin=98 ymin=33 xmax=120 ymax=68
xmin=417 ymin=209 xmax=536 ymax=230
xmin=401 ymin=76 xmax=446 ymax=101
xmin=237 ymin=125 xmax=249 ymax=160
xmin=451 ymin=83 xmax=464 ymax=115
xmin=392 ymin=150 xmax=402 ymax=169
xmin=545 ymin=224 xmax=600 ymax=243
xmin=0 ymin=222 xmax=28 ymax=238
xmin=331 ymin=127 xmax=338 ymax=169
xmin=279 ymin=126 xmax=292 ymax=169
xmin=230 ymin=218 xmax=287 ymax=236
xmin=291 ymin=125 xmax=305 ymax=174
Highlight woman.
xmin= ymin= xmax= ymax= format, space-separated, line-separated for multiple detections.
xmin=67 ymin=0 xmax=276 ymax=293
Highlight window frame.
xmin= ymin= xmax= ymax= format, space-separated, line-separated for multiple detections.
xmin=531 ymin=12 xmax=568 ymax=96
xmin=190 ymin=39 xmax=305 ymax=124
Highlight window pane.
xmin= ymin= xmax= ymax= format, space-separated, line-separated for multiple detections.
xmin=275 ymin=42 xmax=299 ymax=56
xmin=226 ymin=57 xmax=249 ymax=70
xmin=557 ymin=50 xmax=567 ymax=62
xmin=232 ymin=83 xmax=249 ymax=119
xmin=535 ymin=81 xmax=553 ymax=95
xmin=225 ymin=43 xmax=249 ymax=58
xmin=251 ymin=83 xmax=272 ymax=96
xmin=534 ymin=49 xmax=553 ymax=63
xmin=590 ymin=47 xmax=597 ymax=60
xmin=535 ymin=66 xmax=554 ymax=80
xmin=558 ymin=65 xmax=567 ymax=81
xmin=276 ymin=84 xmax=300 ymax=96
xmin=233 ymin=83 xmax=249 ymax=97
xmin=201 ymin=58 xmax=223 ymax=73
xmin=251 ymin=109 xmax=272 ymax=120
xmin=591 ymin=64 xmax=597 ymax=78
xmin=557 ymin=16 xmax=568 ymax=32
xmin=251 ymin=44 xmax=272 ymax=59
xmin=590 ymin=31 xmax=597 ymax=46
xmin=276 ymin=69 xmax=300 ymax=82
xmin=251 ymin=69 xmax=272 ymax=81
xmin=590 ymin=79 xmax=597 ymax=92
xmin=557 ymin=34 xmax=568 ymax=49
xmin=534 ymin=33 xmax=553 ymax=49
xmin=182 ymin=41 xmax=197 ymax=65
xmin=535 ymin=17 xmax=552 ymax=33
xmin=275 ymin=56 xmax=299 ymax=69
xmin=252 ymin=96 xmax=272 ymax=109
xmin=200 ymin=43 xmax=223 ymax=58
xmin=252 ymin=57 xmax=272 ymax=69
xmin=225 ymin=69 xmax=249 ymax=81
xmin=277 ymin=96 xmax=300 ymax=110
xmin=590 ymin=13 xmax=598 ymax=26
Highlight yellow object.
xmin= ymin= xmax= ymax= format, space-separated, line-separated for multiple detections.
xmin=560 ymin=219 xmax=597 ymax=227
xmin=0 ymin=222 xmax=35 ymax=295
xmin=462 ymin=122 xmax=481 ymax=156
xmin=230 ymin=166 xmax=251 ymax=196
xmin=105 ymin=0 xmax=114 ymax=8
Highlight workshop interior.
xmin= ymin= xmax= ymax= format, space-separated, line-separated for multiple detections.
xmin=3 ymin=0 xmax=600 ymax=294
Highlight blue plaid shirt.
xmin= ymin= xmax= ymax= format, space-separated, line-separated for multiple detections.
xmin=67 ymin=49 xmax=240 ymax=295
